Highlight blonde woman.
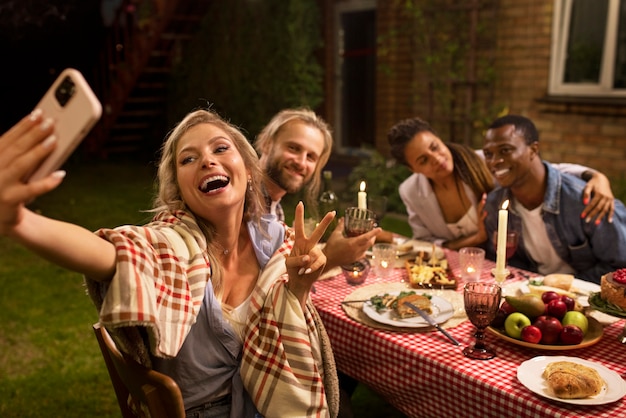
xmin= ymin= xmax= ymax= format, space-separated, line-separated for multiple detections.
xmin=0 ymin=108 xmax=339 ymax=417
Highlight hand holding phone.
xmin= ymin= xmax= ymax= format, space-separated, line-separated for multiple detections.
xmin=28 ymin=68 xmax=102 ymax=182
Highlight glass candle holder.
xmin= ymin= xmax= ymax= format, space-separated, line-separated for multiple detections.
xmin=341 ymin=259 xmax=370 ymax=285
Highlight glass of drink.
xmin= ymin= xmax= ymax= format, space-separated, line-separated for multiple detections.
xmin=343 ymin=207 xmax=376 ymax=237
xmin=463 ymin=282 xmax=501 ymax=360
xmin=492 ymin=230 xmax=519 ymax=261
xmin=342 ymin=207 xmax=376 ymax=282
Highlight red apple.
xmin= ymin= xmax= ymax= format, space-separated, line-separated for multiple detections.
xmin=546 ymin=299 xmax=567 ymax=319
xmin=491 ymin=308 xmax=507 ymax=328
xmin=520 ymin=325 xmax=542 ymax=344
xmin=500 ymin=300 xmax=517 ymax=315
xmin=541 ymin=291 xmax=561 ymax=304
xmin=533 ymin=315 xmax=563 ymax=345
xmin=560 ymin=295 xmax=575 ymax=311
xmin=560 ymin=324 xmax=584 ymax=345
xmin=562 ymin=311 xmax=589 ymax=335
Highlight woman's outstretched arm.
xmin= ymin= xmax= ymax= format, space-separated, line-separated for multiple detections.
xmin=0 ymin=111 xmax=116 ymax=281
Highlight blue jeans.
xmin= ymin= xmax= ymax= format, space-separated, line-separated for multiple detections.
xmin=185 ymin=395 xmax=231 ymax=418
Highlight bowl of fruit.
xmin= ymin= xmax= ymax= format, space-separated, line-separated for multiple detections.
xmin=487 ymin=291 xmax=603 ymax=350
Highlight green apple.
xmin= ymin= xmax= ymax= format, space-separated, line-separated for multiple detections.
xmin=504 ymin=312 xmax=531 ymax=339
xmin=562 ymin=311 xmax=589 ymax=335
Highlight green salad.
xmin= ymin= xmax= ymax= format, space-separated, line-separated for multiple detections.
xmin=588 ymin=292 xmax=626 ymax=318
xmin=369 ymin=291 xmax=432 ymax=312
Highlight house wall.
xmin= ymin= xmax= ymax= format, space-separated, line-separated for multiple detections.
xmin=493 ymin=0 xmax=626 ymax=179
xmin=370 ymin=0 xmax=626 ymax=179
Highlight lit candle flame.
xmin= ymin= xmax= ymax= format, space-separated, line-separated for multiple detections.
xmin=502 ymin=199 xmax=509 ymax=210
xmin=360 ymin=181 xmax=366 ymax=192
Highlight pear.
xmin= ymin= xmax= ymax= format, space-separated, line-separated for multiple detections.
xmin=505 ymin=294 xmax=546 ymax=318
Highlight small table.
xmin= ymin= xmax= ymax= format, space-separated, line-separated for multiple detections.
xmin=311 ymin=250 xmax=626 ymax=418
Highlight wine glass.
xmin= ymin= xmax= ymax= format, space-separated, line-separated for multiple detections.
xmin=367 ymin=196 xmax=388 ymax=227
xmin=343 ymin=207 xmax=376 ymax=238
xmin=491 ymin=230 xmax=519 ymax=284
xmin=342 ymin=207 xmax=376 ymax=275
xmin=463 ymin=282 xmax=501 ymax=360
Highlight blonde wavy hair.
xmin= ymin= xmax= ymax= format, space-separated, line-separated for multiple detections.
xmin=254 ymin=108 xmax=333 ymax=210
xmin=153 ymin=108 xmax=266 ymax=298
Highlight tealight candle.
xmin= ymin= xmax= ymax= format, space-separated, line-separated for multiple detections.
xmin=358 ymin=181 xmax=367 ymax=209
xmin=342 ymin=259 xmax=370 ymax=285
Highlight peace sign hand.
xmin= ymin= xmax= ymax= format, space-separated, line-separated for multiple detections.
xmin=285 ymin=202 xmax=335 ymax=306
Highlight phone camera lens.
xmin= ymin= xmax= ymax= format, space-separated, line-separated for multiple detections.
xmin=55 ymin=76 xmax=76 ymax=107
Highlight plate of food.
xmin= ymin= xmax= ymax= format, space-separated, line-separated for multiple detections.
xmin=405 ymin=252 xmax=456 ymax=289
xmin=487 ymin=316 xmax=603 ymax=350
xmin=362 ymin=290 xmax=454 ymax=328
xmin=395 ymin=239 xmax=445 ymax=259
xmin=588 ymin=269 xmax=626 ymax=318
xmin=512 ymin=273 xmax=600 ymax=307
xmin=517 ymin=356 xmax=626 ymax=405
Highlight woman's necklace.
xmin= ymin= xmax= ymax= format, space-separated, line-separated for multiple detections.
xmin=217 ymin=241 xmax=237 ymax=256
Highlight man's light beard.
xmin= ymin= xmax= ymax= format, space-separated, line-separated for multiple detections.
xmin=265 ymin=160 xmax=306 ymax=194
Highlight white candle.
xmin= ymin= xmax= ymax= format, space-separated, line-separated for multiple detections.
xmin=495 ymin=200 xmax=510 ymax=274
xmin=358 ymin=181 xmax=367 ymax=209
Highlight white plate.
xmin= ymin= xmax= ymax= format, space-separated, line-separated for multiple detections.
xmin=514 ymin=278 xmax=600 ymax=307
xmin=395 ymin=239 xmax=445 ymax=258
xmin=517 ymin=356 xmax=626 ymax=405
xmin=362 ymin=292 xmax=453 ymax=328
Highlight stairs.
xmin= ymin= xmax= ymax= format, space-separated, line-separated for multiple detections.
xmin=87 ymin=0 xmax=210 ymax=160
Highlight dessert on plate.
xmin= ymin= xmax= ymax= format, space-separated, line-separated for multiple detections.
xmin=600 ymin=268 xmax=626 ymax=310
xmin=543 ymin=361 xmax=604 ymax=399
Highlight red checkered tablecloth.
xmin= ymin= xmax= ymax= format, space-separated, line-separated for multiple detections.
xmin=312 ymin=250 xmax=626 ymax=418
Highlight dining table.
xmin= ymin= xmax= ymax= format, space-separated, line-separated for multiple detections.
xmin=311 ymin=249 xmax=626 ymax=418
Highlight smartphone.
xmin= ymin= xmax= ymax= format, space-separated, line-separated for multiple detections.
xmin=28 ymin=68 xmax=102 ymax=182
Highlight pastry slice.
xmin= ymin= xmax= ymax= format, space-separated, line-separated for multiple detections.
xmin=543 ymin=361 xmax=604 ymax=399
xmin=396 ymin=294 xmax=432 ymax=319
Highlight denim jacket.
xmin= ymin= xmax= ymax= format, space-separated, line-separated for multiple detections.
xmin=485 ymin=162 xmax=626 ymax=284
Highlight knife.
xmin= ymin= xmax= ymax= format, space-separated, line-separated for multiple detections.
xmin=404 ymin=302 xmax=460 ymax=346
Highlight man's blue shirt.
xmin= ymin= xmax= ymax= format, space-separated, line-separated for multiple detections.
xmin=484 ymin=162 xmax=626 ymax=284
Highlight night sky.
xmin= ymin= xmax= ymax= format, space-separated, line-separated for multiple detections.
xmin=0 ymin=0 xmax=104 ymax=131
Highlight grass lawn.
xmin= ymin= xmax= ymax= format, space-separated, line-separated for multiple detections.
xmin=0 ymin=160 xmax=408 ymax=417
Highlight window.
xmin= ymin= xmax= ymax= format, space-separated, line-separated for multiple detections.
xmin=549 ymin=0 xmax=626 ymax=97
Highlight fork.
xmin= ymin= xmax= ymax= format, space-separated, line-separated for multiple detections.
xmin=340 ymin=299 xmax=369 ymax=305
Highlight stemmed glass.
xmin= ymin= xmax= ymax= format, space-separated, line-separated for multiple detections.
xmin=343 ymin=207 xmax=376 ymax=238
xmin=491 ymin=230 xmax=519 ymax=284
xmin=341 ymin=207 xmax=376 ymax=284
xmin=463 ymin=282 xmax=501 ymax=360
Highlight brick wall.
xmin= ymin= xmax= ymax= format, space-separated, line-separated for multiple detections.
xmin=494 ymin=0 xmax=626 ymax=179
xmin=370 ymin=0 xmax=626 ymax=180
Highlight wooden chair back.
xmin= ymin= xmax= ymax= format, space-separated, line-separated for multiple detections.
xmin=92 ymin=323 xmax=186 ymax=418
